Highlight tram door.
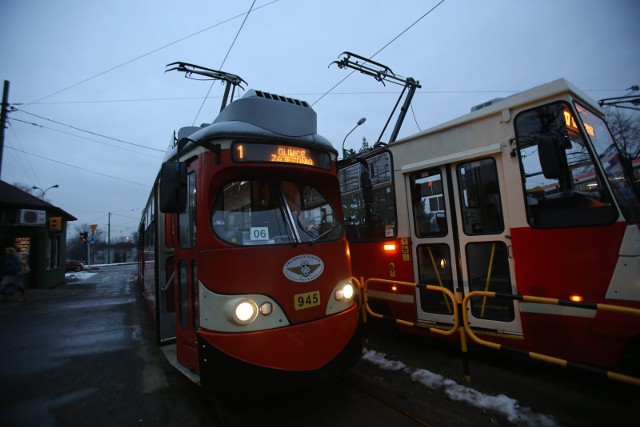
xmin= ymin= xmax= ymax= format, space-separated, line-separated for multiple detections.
xmin=409 ymin=156 xmax=522 ymax=334
xmin=174 ymin=170 xmax=199 ymax=371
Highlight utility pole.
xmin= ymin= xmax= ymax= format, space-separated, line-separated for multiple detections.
xmin=0 ymin=80 xmax=10 ymax=179
xmin=108 ymin=212 xmax=111 ymax=264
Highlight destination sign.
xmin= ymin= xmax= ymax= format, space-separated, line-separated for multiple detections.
xmin=232 ymin=142 xmax=331 ymax=169
xmin=564 ymin=110 xmax=594 ymax=137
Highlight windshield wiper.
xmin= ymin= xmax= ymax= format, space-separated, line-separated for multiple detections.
xmin=309 ymin=224 xmax=340 ymax=244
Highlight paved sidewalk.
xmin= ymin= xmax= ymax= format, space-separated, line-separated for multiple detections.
xmin=0 ymin=267 xmax=212 ymax=427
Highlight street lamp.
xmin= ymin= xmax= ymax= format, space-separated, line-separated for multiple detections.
xmin=32 ymin=184 xmax=59 ymax=199
xmin=341 ymin=117 xmax=366 ymax=159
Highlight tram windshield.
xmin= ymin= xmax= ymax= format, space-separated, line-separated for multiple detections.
xmin=515 ymin=101 xmax=619 ymax=228
xmin=211 ymin=179 xmax=343 ymax=245
xmin=574 ymin=102 xmax=640 ymax=224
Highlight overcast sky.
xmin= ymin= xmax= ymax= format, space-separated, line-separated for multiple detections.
xmin=1 ymin=0 xmax=638 ymax=240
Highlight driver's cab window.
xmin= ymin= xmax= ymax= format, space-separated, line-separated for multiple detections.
xmin=514 ymin=102 xmax=617 ymax=228
xmin=211 ymin=179 xmax=342 ymax=245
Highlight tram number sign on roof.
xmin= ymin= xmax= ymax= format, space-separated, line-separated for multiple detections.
xmin=232 ymin=141 xmax=331 ymax=169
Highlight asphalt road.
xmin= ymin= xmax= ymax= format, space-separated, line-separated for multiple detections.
xmin=0 ymin=263 xmax=637 ymax=426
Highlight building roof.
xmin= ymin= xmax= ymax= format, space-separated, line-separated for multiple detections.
xmin=0 ymin=180 xmax=76 ymax=221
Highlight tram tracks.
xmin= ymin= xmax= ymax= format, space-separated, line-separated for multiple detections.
xmin=340 ymin=374 xmax=432 ymax=426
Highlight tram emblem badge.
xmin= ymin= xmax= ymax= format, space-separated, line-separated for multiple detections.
xmin=283 ymin=254 xmax=324 ymax=282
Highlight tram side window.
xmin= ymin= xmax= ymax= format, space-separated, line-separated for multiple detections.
xmin=457 ymin=158 xmax=504 ymax=235
xmin=339 ymin=152 xmax=397 ymax=242
xmin=178 ymin=172 xmax=196 ymax=248
xmin=514 ymin=102 xmax=617 ymax=228
xmin=410 ymin=169 xmax=447 ymax=237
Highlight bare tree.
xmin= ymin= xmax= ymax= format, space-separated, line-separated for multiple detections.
xmin=607 ymin=109 xmax=640 ymax=159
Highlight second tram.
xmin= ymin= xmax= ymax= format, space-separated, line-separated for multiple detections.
xmin=139 ymin=85 xmax=361 ymax=389
xmin=340 ymin=78 xmax=640 ymax=373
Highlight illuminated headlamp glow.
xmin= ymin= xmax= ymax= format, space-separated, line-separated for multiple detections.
xmin=335 ymin=282 xmax=355 ymax=302
xmin=233 ymin=300 xmax=258 ymax=324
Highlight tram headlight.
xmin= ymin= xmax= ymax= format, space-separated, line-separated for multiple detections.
xmin=335 ymin=282 xmax=355 ymax=302
xmin=230 ymin=299 xmax=258 ymax=325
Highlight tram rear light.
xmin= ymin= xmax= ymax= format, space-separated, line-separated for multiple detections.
xmin=391 ymin=285 xmax=398 ymax=292
xmin=383 ymin=244 xmax=396 ymax=252
xmin=570 ymin=294 xmax=583 ymax=303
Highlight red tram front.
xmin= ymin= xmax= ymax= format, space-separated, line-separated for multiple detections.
xmin=139 ymin=89 xmax=361 ymax=389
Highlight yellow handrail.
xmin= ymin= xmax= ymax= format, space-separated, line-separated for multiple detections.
xmin=363 ymin=278 xmax=458 ymax=336
xmin=461 ymin=290 xmax=640 ymax=387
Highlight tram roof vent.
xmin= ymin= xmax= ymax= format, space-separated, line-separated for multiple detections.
xmin=253 ymin=90 xmax=310 ymax=108
xmin=470 ymin=97 xmax=505 ymax=112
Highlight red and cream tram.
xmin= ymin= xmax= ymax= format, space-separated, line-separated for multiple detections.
xmin=138 ymin=87 xmax=361 ymax=389
xmin=340 ymin=78 xmax=640 ymax=376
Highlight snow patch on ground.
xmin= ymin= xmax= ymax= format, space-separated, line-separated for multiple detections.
xmin=362 ymin=348 xmax=558 ymax=427
xmin=65 ymin=271 xmax=98 ymax=282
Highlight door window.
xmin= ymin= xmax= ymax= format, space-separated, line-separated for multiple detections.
xmin=178 ymin=172 xmax=196 ymax=248
xmin=466 ymin=242 xmax=514 ymax=322
xmin=416 ymin=244 xmax=454 ymax=315
xmin=178 ymin=260 xmax=188 ymax=329
xmin=410 ymin=169 xmax=447 ymax=237
xmin=457 ymin=158 xmax=504 ymax=235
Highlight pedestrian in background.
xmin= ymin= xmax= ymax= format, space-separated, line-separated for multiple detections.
xmin=0 ymin=247 xmax=27 ymax=301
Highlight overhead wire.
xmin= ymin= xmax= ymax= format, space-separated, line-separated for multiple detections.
xmin=24 ymin=0 xmax=280 ymax=107
xmin=6 ymin=123 xmax=41 ymax=186
xmin=410 ymin=104 xmax=422 ymax=132
xmin=8 ymin=117 xmax=164 ymax=160
xmin=10 ymin=108 xmax=165 ymax=153
xmin=192 ymin=0 xmax=257 ymax=125
xmin=4 ymin=145 xmax=149 ymax=187
xmin=18 ymin=89 xmax=629 ymax=106
xmin=312 ymin=0 xmax=446 ymax=106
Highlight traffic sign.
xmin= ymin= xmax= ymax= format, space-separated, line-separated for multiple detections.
xmin=90 ymin=224 xmax=97 ymax=233
xmin=90 ymin=234 xmax=96 ymax=244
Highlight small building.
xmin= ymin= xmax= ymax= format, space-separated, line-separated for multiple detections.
xmin=0 ymin=181 xmax=76 ymax=289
